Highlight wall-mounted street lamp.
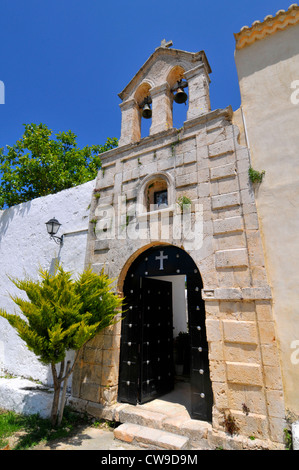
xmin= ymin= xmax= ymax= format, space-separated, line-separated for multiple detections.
xmin=45 ymin=217 xmax=63 ymax=245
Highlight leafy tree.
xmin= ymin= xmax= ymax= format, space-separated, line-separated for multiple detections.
xmin=0 ymin=265 xmax=123 ymax=426
xmin=0 ymin=123 xmax=118 ymax=209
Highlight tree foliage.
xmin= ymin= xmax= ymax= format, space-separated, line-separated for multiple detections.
xmin=0 ymin=265 xmax=123 ymax=426
xmin=0 ymin=123 xmax=118 ymax=209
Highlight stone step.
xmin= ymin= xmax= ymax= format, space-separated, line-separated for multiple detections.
xmin=116 ymin=404 xmax=169 ymax=429
xmin=114 ymin=403 xmax=212 ymax=449
xmin=114 ymin=422 xmax=190 ymax=450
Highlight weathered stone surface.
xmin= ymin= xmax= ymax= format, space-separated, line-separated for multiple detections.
xmin=213 ymin=216 xmax=244 ymax=235
xmin=223 ymin=342 xmax=260 ymax=364
xmin=215 ymin=248 xmax=248 ymax=268
xmin=242 ymin=287 xmax=272 ymax=300
xmin=212 ymin=192 xmax=240 ymax=210
xmin=266 ymin=390 xmax=286 ymax=418
xmin=118 ymin=406 xmax=167 ymax=429
xmin=94 ymin=239 xmax=110 ymax=252
xmin=206 ymin=319 xmax=222 ymax=342
xmin=226 ymin=361 xmax=263 ymax=386
xmin=185 ymin=64 xmax=211 ymax=120
xmin=229 ymin=410 xmax=270 ymax=441
xmin=175 ymin=172 xmax=198 ymax=188
xmin=210 ymin=163 xmax=237 ymax=180
xmin=114 ymin=423 xmax=189 ymax=450
xmin=209 ymin=139 xmax=234 ymax=158
xmin=222 ymin=320 xmax=258 ymax=345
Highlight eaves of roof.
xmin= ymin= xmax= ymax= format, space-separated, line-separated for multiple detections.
xmin=234 ymin=3 xmax=299 ymax=50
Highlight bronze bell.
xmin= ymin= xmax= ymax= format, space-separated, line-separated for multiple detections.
xmin=142 ymin=103 xmax=152 ymax=119
xmin=141 ymin=96 xmax=152 ymax=119
xmin=174 ymin=87 xmax=188 ymax=104
xmin=173 ymin=79 xmax=188 ymax=104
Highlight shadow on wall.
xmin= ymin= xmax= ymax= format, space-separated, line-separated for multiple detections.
xmin=0 ymin=201 xmax=32 ymax=242
xmin=49 ymin=257 xmax=61 ymax=276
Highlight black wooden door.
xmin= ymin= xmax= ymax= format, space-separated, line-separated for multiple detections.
xmin=118 ymin=245 xmax=213 ymax=422
xmin=140 ymin=278 xmax=174 ymax=404
xmin=187 ymin=276 xmax=213 ymax=422
xmin=118 ymin=277 xmax=174 ymax=405
xmin=117 ymin=271 xmax=141 ymax=405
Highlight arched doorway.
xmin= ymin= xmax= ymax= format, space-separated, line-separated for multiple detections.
xmin=118 ymin=245 xmax=213 ymax=422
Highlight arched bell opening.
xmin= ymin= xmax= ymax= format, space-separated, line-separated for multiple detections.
xmin=117 ymin=244 xmax=213 ymax=423
xmin=167 ymin=65 xmax=188 ymax=130
xmin=134 ymin=82 xmax=153 ymax=139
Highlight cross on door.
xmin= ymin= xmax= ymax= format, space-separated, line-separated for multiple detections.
xmin=155 ymin=251 xmax=168 ymax=270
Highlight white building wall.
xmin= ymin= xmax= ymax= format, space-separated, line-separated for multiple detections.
xmin=0 ymin=179 xmax=95 ymax=385
xmin=235 ymin=21 xmax=299 ymax=416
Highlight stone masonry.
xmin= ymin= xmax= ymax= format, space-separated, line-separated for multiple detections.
xmin=72 ymin=44 xmax=286 ymax=446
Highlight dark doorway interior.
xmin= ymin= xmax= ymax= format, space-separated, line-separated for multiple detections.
xmin=118 ymin=245 xmax=213 ymax=422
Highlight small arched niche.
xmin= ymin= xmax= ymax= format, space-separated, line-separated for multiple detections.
xmin=146 ymin=177 xmax=168 ymax=212
xmin=134 ymin=81 xmax=152 ymax=139
xmin=137 ymin=172 xmax=175 ymax=214
xmin=167 ymin=65 xmax=187 ymax=129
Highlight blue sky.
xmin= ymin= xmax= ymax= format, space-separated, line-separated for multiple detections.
xmin=0 ymin=0 xmax=294 ymax=149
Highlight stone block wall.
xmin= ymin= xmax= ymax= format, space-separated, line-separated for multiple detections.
xmin=71 ymin=104 xmax=286 ymax=445
xmin=72 ymin=319 xmax=122 ymax=407
xmin=205 ymin=299 xmax=284 ymax=443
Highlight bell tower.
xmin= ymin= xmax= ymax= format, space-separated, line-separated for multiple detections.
xmin=73 ymin=40 xmax=286 ymax=449
xmin=118 ymin=40 xmax=212 ymax=146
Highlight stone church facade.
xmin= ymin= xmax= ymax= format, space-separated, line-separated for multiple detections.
xmin=1 ymin=4 xmax=298 ymax=450
xmin=71 ymin=43 xmax=285 ymax=445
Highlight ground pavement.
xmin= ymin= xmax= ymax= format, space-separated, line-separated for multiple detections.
xmin=32 ymin=424 xmax=141 ymax=451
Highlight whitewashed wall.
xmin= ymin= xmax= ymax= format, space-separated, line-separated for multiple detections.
xmin=235 ymin=22 xmax=299 ymax=416
xmin=0 ymin=179 xmax=95 ymax=385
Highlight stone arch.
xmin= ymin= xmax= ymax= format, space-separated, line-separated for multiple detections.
xmin=117 ymin=243 xmax=213 ymax=421
xmin=166 ymin=65 xmax=188 ymax=129
xmin=166 ymin=65 xmax=185 ymax=89
xmin=117 ymin=241 xmax=170 ymax=293
xmin=134 ymin=81 xmax=154 ymax=138
xmin=136 ymin=171 xmax=175 ymax=214
xmin=134 ymin=80 xmax=154 ymax=106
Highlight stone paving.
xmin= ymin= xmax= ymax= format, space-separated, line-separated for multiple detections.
xmin=32 ymin=425 xmax=141 ymax=451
